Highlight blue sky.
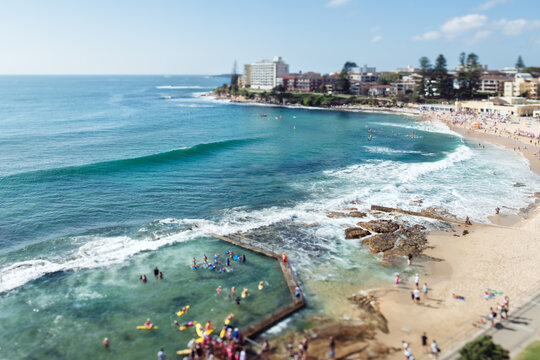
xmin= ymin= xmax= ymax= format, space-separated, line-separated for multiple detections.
xmin=0 ymin=0 xmax=538 ymax=74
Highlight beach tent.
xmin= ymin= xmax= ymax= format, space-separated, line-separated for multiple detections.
xmin=472 ymin=121 xmax=481 ymax=129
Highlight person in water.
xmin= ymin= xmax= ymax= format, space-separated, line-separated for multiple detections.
xmin=226 ymin=258 xmax=230 ymax=266
xmin=145 ymin=318 xmax=153 ymax=327
xmin=282 ymin=252 xmax=287 ymax=263
xmin=154 ymin=267 xmax=159 ymax=277
xmin=158 ymin=271 xmax=163 ymax=279
xmin=242 ymin=254 xmax=246 ymax=263
xmin=203 ymin=254 xmax=208 ymax=264
xmin=192 ymin=257 xmax=197 ymax=266
xmin=140 ymin=275 xmax=147 ymax=283
xmin=235 ymin=296 xmax=241 ymax=305
xmin=103 ymin=337 xmax=110 ymax=348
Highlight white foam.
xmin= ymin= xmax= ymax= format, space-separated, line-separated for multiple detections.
xmin=364 ymin=146 xmax=423 ymax=155
xmin=156 ymin=85 xmax=208 ymax=89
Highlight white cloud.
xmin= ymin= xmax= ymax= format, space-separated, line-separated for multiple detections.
xmin=497 ymin=19 xmax=540 ymax=35
xmin=371 ymin=35 xmax=383 ymax=43
xmin=412 ymin=13 xmax=540 ymax=42
xmin=476 ymin=0 xmax=508 ymax=11
xmin=327 ymin=0 xmax=351 ymax=7
xmin=440 ymin=14 xmax=487 ymax=39
xmin=412 ymin=31 xmax=441 ymax=41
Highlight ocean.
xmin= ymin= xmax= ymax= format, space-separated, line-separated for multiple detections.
xmin=1 ymin=75 xmax=539 ymax=359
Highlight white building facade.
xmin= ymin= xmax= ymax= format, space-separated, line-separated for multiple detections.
xmin=244 ymin=56 xmax=289 ymax=90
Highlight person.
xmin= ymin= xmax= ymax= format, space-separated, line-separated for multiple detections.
xmin=295 ymin=286 xmax=301 ymax=298
xmin=413 ymin=286 xmax=421 ymax=304
xmin=421 ymin=332 xmax=428 ymax=349
xmin=192 ymin=257 xmax=197 ymax=267
xmin=173 ymin=320 xmax=179 ymax=328
xmin=402 ymin=340 xmax=408 ymax=350
xmin=261 ymin=340 xmax=269 ymax=358
xmin=205 ymin=321 xmax=214 ymax=330
xmin=282 ymin=252 xmax=288 ymax=263
xmin=488 ymin=307 xmax=497 ymax=327
xmin=103 ymin=337 xmax=110 ymax=348
xmin=423 ymin=283 xmax=428 ymax=299
xmin=465 ymin=216 xmax=471 ymax=225
xmin=495 ymin=207 xmax=500 ymax=214
xmin=145 ymin=318 xmax=153 ymax=327
xmin=239 ymin=348 xmax=246 ymax=360
xmin=235 ymin=296 xmax=241 ymax=305
xmin=203 ymin=254 xmax=208 ymax=264
xmin=226 ymin=258 xmax=230 ymax=267
xmin=411 ymin=291 xmax=415 ymax=303
xmin=452 ymin=293 xmax=465 ymax=301
xmin=242 ymin=254 xmax=246 ymax=263
xmin=395 ymin=274 xmax=400 ymax=286
xmin=414 ymin=273 xmax=419 ymax=287
xmin=301 ymin=336 xmax=309 ymax=356
xmin=216 ymin=286 xmax=222 ymax=295
xmin=140 ymin=275 xmax=147 ymax=283
xmin=329 ymin=336 xmax=335 ymax=359
xmin=154 ymin=267 xmax=159 ymax=276
xmin=158 ymin=271 xmax=163 ymax=279
xmin=157 ymin=348 xmax=166 ymax=360
xmin=431 ymin=340 xmax=440 ymax=359
xmin=407 ymin=253 xmax=413 ymax=266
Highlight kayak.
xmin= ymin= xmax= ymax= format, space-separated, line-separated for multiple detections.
xmin=176 ymin=305 xmax=190 ymax=317
xmin=177 ymin=349 xmax=191 ymax=356
xmin=136 ymin=325 xmax=158 ymax=330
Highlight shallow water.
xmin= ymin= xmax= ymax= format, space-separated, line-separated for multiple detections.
xmin=1 ymin=75 xmax=539 ymax=357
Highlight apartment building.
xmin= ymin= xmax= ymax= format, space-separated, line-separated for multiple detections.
xmin=504 ymin=73 xmax=539 ymax=98
xmin=243 ymin=56 xmax=289 ymax=90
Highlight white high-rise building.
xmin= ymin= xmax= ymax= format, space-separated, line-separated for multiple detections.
xmin=244 ymin=56 xmax=289 ymax=90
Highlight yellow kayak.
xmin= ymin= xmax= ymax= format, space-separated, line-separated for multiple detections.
xmin=220 ymin=328 xmax=226 ymax=338
xmin=176 ymin=305 xmax=190 ymax=317
xmin=177 ymin=349 xmax=191 ymax=356
xmin=136 ymin=325 xmax=158 ymax=330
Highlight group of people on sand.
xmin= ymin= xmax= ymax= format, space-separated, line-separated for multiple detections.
xmin=402 ymin=335 xmax=440 ymax=360
xmin=473 ymin=295 xmax=511 ymax=328
xmin=287 ymin=336 xmax=310 ymax=360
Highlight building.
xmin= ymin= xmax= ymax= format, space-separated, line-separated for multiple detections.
xmin=243 ymin=56 xmax=289 ymax=90
xmin=478 ymin=75 xmax=510 ymax=95
xmin=504 ymin=73 xmax=539 ymax=98
xmin=277 ymin=72 xmax=323 ymax=92
xmin=365 ymin=84 xmax=394 ymax=97
xmin=392 ymin=76 xmax=416 ymax=95
xmin=499 ymin=67 xmax=518 ymax=76
xmin=396 ymin=65 xmax=415 ymax=74
xmin=455 ymin=97 xmax=540 ymax=117
xmin=350 ymin=64 xmax=376 ymax=74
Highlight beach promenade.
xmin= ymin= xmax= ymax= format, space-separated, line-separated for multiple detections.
xmin=443 ymin=290 xmax=540 ymax=359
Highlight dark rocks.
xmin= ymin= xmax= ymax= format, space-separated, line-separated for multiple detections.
xmin=345 ymin=227 xmax=372 ymax=239
xmin=356 ymin=220 xmax=399 ymax=233
xmin=361 ymin=234 xmax=398 ymax=253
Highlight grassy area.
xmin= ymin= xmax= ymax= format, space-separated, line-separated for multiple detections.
xmin=515 ymin=341 xmax=540 ymax=360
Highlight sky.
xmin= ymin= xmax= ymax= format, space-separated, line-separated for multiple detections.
xmin=0 ymin=0 xmax=539 ymax=74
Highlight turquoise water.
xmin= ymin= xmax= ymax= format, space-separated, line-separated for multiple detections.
xmin=1 ymin=76 xmax=539 ymax=358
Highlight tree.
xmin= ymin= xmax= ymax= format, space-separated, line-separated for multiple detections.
xmin=433 ymin=54 xmax=452 ymax=99
xmin=456 ymin=52 xmax=482 ymax=99
xmin=337 ymin=69 xmax=351 ymax=94
xmin=377 ymin=72 xmax=401 ymax=85
xmin=516 ymin=55 xmax=525 ymax=72
xmin=343 ymin=61 xmax=358 ymax=72
xmin=458 ymin=335 xmax=509 ymax=360
xmin=230 ymin=60 xmax=239 ymax=87
xmin=417 ymin=56 xmax=433 ymax=97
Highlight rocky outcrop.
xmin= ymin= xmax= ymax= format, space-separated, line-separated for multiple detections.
xmin=361 ymin=233 xmax=397 ymax=253
xmin=345 ymin=227 xmax=371 ymax=239
xmin=349 ymin=293 xmax=388 ymax=334
xmin=327 ymin=211 xmax=367 ymax=219
xmin=356 ymin=219 xmax=399 ymax=233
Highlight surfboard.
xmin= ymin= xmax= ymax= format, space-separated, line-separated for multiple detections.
xmin=136 ymin=325 xmax=158 ymax=330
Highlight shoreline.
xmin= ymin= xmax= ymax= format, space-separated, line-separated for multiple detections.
xmin=363 ymin=114 xmax=540 ymax=359
xmin=261 ymin=109 xmax=540 ymax=359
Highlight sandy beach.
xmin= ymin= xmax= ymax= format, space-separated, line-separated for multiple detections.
xmin=272 ymin=110 xmax=540 ymax=360
xmin=374 ymin=112 xmax=540 ymax=359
